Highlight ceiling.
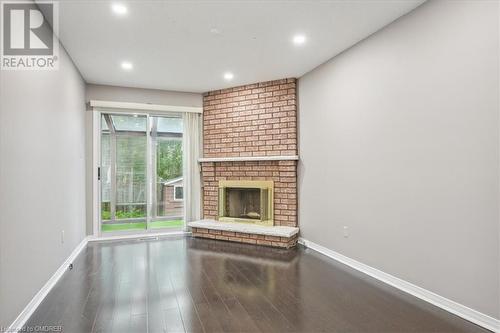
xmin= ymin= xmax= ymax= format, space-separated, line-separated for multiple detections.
xmin=49 ymin=0 xmax=425 ymax=93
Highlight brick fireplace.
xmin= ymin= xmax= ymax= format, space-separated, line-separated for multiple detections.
xmin=201 ymin=161 xmax=297 ymax=227
xmin=190 ymin=78 xmax=299 ymax=248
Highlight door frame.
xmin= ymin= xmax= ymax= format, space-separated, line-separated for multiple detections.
xmin=91 ymin=107 xmax=187 ymax=238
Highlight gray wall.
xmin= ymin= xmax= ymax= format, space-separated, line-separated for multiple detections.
xmin=0 ymin=45 xmax=87 ymax=326
xmin=298 ymin=0 xmax=499 ymax=319
xmin=84 ymin=84 xmax=202 ymax=235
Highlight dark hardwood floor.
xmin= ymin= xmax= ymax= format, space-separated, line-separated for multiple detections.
xmin=24 ymin=236 xmax=490 ymax=333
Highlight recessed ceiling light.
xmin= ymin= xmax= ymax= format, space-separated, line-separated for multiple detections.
xmin=121 ymin=61 xmax=133 ymax=71
xmin=223 ymin=72 xmax=234 ymax=81
xmin=292 ymin=34 xmax=306 ymax=45
xmin=111 ymin=3 xmax=128 ymax=16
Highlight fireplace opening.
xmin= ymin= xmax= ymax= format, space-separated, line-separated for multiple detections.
xmin=218 ymin=180 xmax=273 ymax=226
xmin=226 ymin=188 xmax=261 ymax=220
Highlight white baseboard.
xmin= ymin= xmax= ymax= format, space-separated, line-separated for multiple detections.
xmin=298 ymin=238 xmax=499 ymax=333
xmin=8 ymin=236 xmax=90 ymax=333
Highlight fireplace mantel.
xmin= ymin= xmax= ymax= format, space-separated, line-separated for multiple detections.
xmin=199 ymin=155 xmax=299 ymax=163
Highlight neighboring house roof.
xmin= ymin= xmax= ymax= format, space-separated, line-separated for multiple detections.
xmin=162 ymin=176 xmax=183 ymax=186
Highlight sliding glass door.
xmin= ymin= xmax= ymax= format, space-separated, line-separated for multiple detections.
xmin=151 ymin=116 xmax=184 ymax=229
xmin=100 ymin=112 xmax=184 ymax=234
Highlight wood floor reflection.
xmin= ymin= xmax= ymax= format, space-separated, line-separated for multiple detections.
xmin=24 ymin=236 xmax=489 ymax=333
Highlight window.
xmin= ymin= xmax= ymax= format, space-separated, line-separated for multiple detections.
xmin=174 ymin=185 xmax=183 ymax=201
xmin=111 ymin=115 xmax=147 ymax=132
xmin=157 ymin=117 xmax=183 ymax=133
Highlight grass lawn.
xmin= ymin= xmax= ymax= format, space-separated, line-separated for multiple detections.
xmin=101 ymin=219 xmax=184 ymax=232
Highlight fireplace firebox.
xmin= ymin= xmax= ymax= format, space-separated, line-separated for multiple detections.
xmin=218 ymin=180 xmax=274 ymax=226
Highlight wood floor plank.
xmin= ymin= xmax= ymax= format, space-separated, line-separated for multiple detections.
xmin=193 ymin=301 xmax=224 ymax=333
xmin=22 ymin=236 xmax=491 ymax=333
xmin=164 ymin=307 xmax=186 ymax=333
xmin=172 ymin=287 xmax=205 ymax=333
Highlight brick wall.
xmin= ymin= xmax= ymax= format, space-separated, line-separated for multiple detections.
xmin=203 ymin=78 xmax=297 ymax=158
xmin=192 ymin=227 xmax=298 ymax=249
xmin=201 ymin=78 xmax=298 ymax=228
xmin=201 ymin=161 xmax=297 ymax=227
xmin=162 ymin=185 xmax=183 ymax=217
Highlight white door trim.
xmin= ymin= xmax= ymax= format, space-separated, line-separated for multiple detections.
xmin=92 ymin=111 xmax=101 ymax=238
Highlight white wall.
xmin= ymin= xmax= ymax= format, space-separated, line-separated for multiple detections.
xmin=0 ymin=45 xmax=87 ymax=326
xmin=298 ymin=0 xmax=499 ymax=320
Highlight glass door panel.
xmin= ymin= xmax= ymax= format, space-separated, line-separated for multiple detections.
xmin=150 ymin=116 xmax=184 ymax=229
xmin=101 ymin=114 xmax=148 ymax=233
